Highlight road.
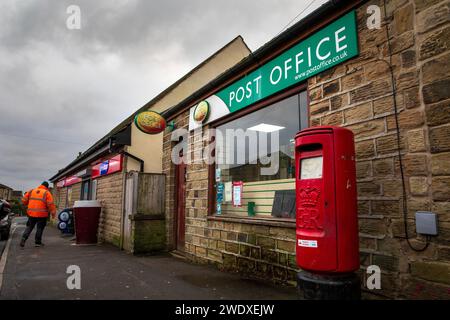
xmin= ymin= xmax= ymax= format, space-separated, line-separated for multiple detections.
xmin=0 ymin=217 xmax=298 ymax=300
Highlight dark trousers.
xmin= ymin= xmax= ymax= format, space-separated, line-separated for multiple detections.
xmin=22 ymin=217 xmax=47 ymax=244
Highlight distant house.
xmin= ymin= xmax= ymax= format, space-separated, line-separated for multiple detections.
xmin=0 ymin=184 xmax=13 ymax=200
xmin=10 ymin=190 xmax=23 ymax=202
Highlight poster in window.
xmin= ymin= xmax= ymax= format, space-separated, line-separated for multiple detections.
xmin=224 ymin=182 xmax=232 ymax=202
xmin=232 ymin=181 xmax=243 ymax=207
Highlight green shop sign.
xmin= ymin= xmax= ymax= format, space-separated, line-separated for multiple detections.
xmin=189 ymin=10 xmax=358 ymax=130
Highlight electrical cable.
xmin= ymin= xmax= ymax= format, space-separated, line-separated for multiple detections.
xmin=275 ymin=0 xmax=318 ymax=37
xmin=382 ymin=0 xmax=429 ymax=252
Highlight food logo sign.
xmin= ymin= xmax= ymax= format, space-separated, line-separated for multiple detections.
xmin=193 ymin=101 xmax=210 ymax=124
xmin=134 ymin=111 xmax=166 ymax=134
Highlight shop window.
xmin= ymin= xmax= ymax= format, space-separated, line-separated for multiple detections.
xmin=81 ymin=179 xmax=97 ymax=200
xmin=214 ymin=91 xmax=308 ymax=219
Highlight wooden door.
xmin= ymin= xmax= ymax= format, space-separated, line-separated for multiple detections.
xmin=175 ymin=161 xmax=187 ymax=252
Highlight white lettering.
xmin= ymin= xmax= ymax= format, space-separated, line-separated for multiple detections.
xmin=253 ymin=75 xmax=262 ymax=95
xmin=229 ymin=91 xmax=235 ymax=106
xmin=316 ymin=37 xmax=331 ymax=61
xmin=236 ymin=87 xmax=245 ymax=103
xmin=245 ymin=81 xmax=252 ymax=98
xmin=335 ymin=26 xmax=347 ymax=52
xmin=270 ymin=66 xmax=283 ymax=85
xmin=295 ymin=51 xmax=304 ymax=73
xmin=284 ymin=58 xmax=292 ymax=79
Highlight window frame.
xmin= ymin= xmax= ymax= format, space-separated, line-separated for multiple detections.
xmin=207 ymin=82 xmax=309 ymax=220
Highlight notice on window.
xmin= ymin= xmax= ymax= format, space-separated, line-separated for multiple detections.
xmin=224 ymin=182 xmax=232 ymax=202
xmin=300 ymin=156 xmax=323 ymax=179
xmin=232 ymin=181 xmax=243 ymax=207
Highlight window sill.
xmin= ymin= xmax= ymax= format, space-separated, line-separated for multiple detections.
xmin=207 ymin=214 xmax=295 ymax=228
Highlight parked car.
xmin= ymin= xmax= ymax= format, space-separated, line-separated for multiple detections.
xmin=0 ymin=199 xmax=13 ymax=240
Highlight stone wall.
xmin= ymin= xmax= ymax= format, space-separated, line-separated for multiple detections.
xmin=307 ymin=0 xmax=450 ymax=298
xmin=162 ymin=0 xmax=450 ymax=299
xmin=96 ymin=172 xmax=125 ymax=247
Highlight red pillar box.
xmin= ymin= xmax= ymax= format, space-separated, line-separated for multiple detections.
xmin=73 ymin=200 xmax=101 ymax=244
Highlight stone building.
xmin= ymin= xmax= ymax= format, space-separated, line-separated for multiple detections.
xmin=159 ymin=0 xmax=450 ymax=299
xmin=0 ymin=183 xmax=13 ymax=200
xmin=49 ymin=37 xmax=251 ymax=251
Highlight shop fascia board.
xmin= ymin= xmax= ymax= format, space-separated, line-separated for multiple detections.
xmin=50 ymin=144 xmax=112 ymax=183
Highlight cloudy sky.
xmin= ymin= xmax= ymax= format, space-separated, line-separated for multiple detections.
xmin=0 ymin=0 xmax=328 ymax=192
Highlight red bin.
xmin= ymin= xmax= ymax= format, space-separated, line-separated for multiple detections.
xmin=73 ymin=200 xmax=101 ymax=244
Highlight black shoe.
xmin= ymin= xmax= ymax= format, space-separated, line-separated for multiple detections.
xmin=35 ymin=243 xmax=44 ymax=247
xmin=20 ymin=239 xmax=26 ymax=247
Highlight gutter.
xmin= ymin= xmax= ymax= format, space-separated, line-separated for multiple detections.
xmin=50 ymin=144 xmax=111 ymax=182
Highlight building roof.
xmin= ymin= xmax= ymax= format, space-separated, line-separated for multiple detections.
xmin=0 ymin=183 xmax=13 ymax=190
xmin=50 ymin=35 xmax=251 ymax=182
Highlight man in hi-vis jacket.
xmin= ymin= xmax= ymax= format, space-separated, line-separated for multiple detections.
xmin=20 ymin=181 xmax=56 ymax=247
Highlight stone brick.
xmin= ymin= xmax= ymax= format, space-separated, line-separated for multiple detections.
xmin=359 ymin=237 xmax=377 ymax=250
xmin=423 ymin=78 xmax=450 ymax=104
xmin=237 ymin=257 xmax=256 ymax=273
xmin=310 ymin=100 xmax=330 ymax=115
xmin=432 ymin=177 xmax=450 ymax=201
xmin=398 ymin=154 xmax=428 ymax=176
xmin=321 ymin=112 xmax=343 ymax=126
xmin=411 ymin=261 xmax=450 ymax=285
xmin=277 ymin=239 xmax=295 ymax=252
xmin=348 ymin=119 xmax=385 ymax=139
xmin=350 ymin=78 xmax=392 ymax=104
xmin=225 ymin=242 xmax=239 ymax=254
xmin=239 ymin=244 xmax=251 ymax=257
xmin=377 ymin=134 xmax=405 ymax=155
xmin=394 ymin=3 xmax=414 ymax=34
xmin=401 ymin=277 xmax=450 ymax=299
xmin=414 ymin=0 xmax=442 ymax=12
xmin=419 ymin=25 xmax=450 ymax=60
xmin=359 ymin=218 xmax=387 ymax=236
xmin=257 ymin=236 xmax=275 ymax=248
xmin=261 ymin=248 xmax=278 ymax=264
xmin=323 ymin=79 xmax=340 ymax=97
xmin=373 ymin=158 xmax=394 ymax=176
xmin=382 ymin=179 xmax=403 ymax=197
xmin=403 ymin=86 xmax=419 ymax=109
xmin=401 ymin=50 xmax=416 ymax=68
xmin=372 ymin=200 xmax=400 ymax=216
xmin=356 ymin=161 xmax=372 ymax=179
xmin=341 ymin=70 xmax=365 ymax=91
xmin=373 ymin=95 xmax=395 ymax=116
xmin=387 ymin=30 xmax=415 ymax=54
xmin=373 ymin=254 xmax=399 ymax=272
xmin=396 ymin=71 xmax=420 ymax=91
xmin=356 ymin=140 xmax=376 ymax=159
xmin=309 ymin=86 xmax=322 ymax=101
xmin=391 ymin=219 xmax=416 ymax=238
xmin=358 ymin=181 xmax=381 ymax=196
xmin=426 ymin=99 xmax=450 ymax=127
xmin=416 ymin=1 xmax=450 ymax=34
xmin=438 ymin=247 xmax=450 ymax=261
xmin=316 ymin=64 xmax=346 ymax=82
xmin=377 ymin=237 xmax=402 ymax=253
xmin=409 ymin=177 xmax=429 ymax=196
xmin=364 ymin=60 xmax=390 ymax=81
xmin=429 ymin=125 xmax=450 ymax=153
xmin=387 ymin=109 xmax=425 ymax=131
xmin=358 ymin=200 xmax=370 ymax=215
xmin=330 ymin=93 xmax=349 ymax=110
xmin=431 ymin=153 xmax=450 ymax=175
xmin=422 ymin=53 xmax=450 ymax=86
xmin=344 ymin=103 xmax=372 ymax=124
xmin=407 ymin=129 xmax=427 ymax=153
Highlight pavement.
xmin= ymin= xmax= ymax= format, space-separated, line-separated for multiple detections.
xmin=0 ymin=217 xmax=298 ymax=300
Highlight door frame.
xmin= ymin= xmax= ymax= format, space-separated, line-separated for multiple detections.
xmin=174 ymin=160 xmax=187 ymax=252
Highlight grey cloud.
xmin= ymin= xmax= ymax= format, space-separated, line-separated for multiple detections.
xmin=0 ymin=0 xmax=328 ymax=191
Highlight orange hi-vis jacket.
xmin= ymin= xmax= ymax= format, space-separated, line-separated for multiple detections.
xmin=22 ymin=185 xmax=56 ymax=218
